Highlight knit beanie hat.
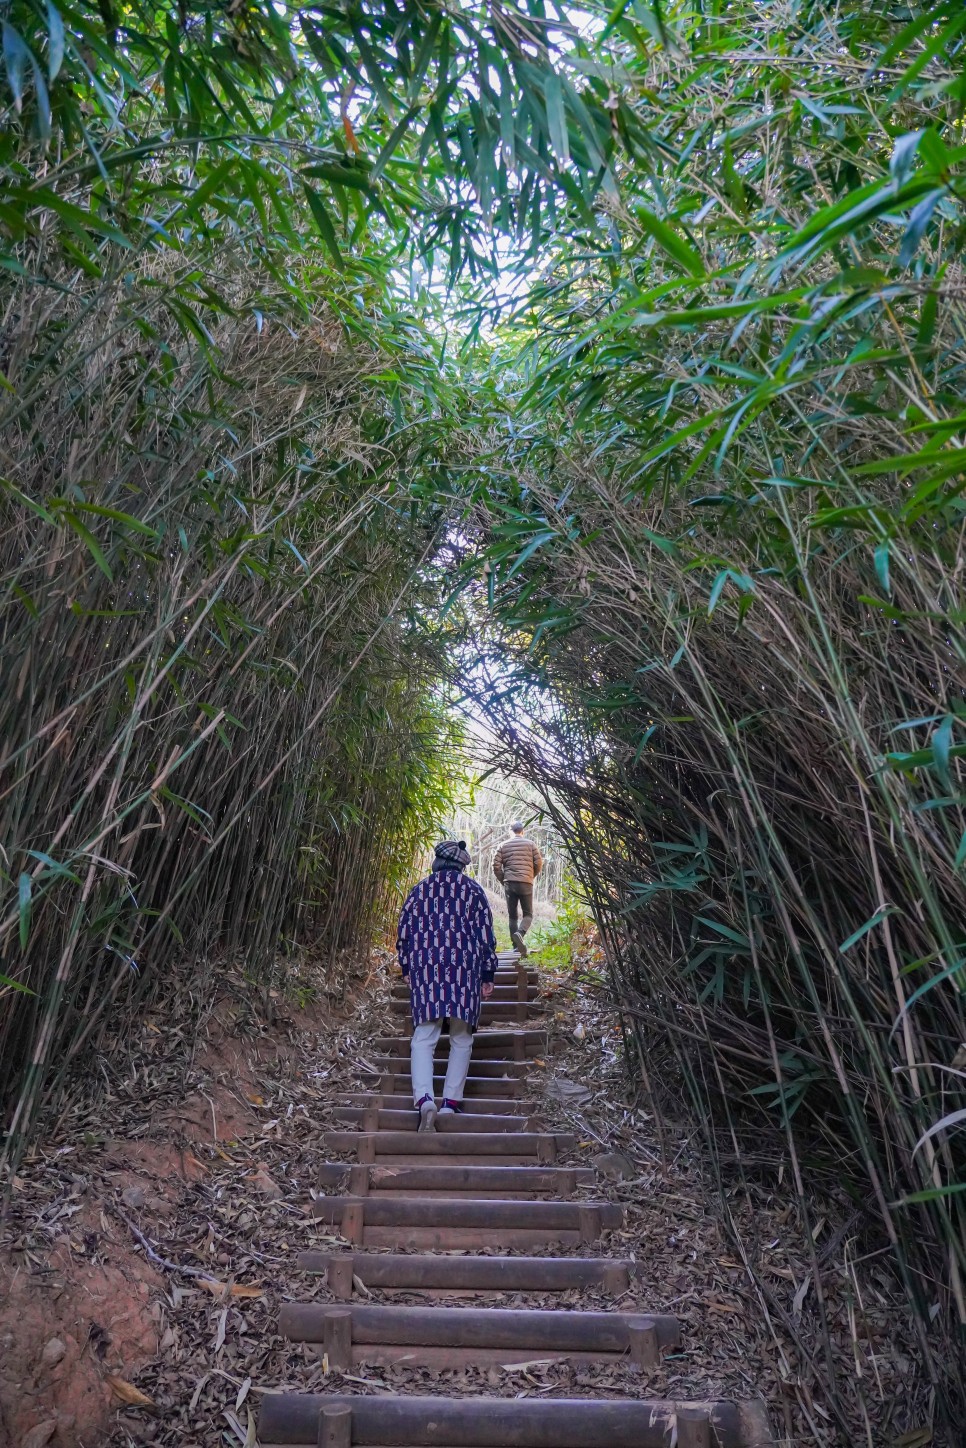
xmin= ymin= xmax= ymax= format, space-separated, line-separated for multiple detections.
xmin=432 ymin=839 xmax=471 ymax=871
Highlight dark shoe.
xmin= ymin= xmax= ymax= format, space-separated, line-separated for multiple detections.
xmin=511 ymin=931 xmax=528 ymax=958
xmin=416 ymin=1094 xmax=437 ymax=1132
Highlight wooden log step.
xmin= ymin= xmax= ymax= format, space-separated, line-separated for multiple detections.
xmin=259 ymin=1393 xmax=772 ymax=1447
xmin=389 ymin=1001 xmax=546 ymax=1021
xmin=332 ymin=1108 xmax=536 ymax=1134
xmin=317 ymin=1164 xmax=594 ymax=1196
xmin=374 ymin=1031 xmax=546 ymax=1056
xmin=323 ymin=1131 xmax=572 ymax=1161
xmin=297 ymin=1252 xmax=636 ymax=1295
xmin=372 ymin=1075 xmax=527 ymax=1098
xmin=279 ymin=1303 xmax=679 ymax=1369
xmin=310 ymin=1197 xmax=623 ymax=1232
xmin=367 ymin=1059 xmax=527 ymax=1081
xmin=337 ymin=1095 xmax=536 ymax=1116
xmin=391 ymin=984 xmax=540 ymax=1003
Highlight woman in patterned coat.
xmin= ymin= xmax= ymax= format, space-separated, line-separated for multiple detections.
xmin=396 ymin=839 xmax=498 ymax=1131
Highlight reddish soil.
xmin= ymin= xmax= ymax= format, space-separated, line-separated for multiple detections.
xmin=0 ymin=965 xmax=347 ymax=1448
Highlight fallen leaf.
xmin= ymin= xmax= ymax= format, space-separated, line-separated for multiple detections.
xmin=245 ymin=1093 xmax=265 ymax=1106
xmin=189 ymin=1374 xmax=209 ymax=1411
xmin=22 ymin=1421 xmax=57 ymax=1448
xmin=230 ymin=1284 xmax=264 ymax=1299
xmin=248 ymin=1168 xmax=283 ymax=1200
xmin=106 ymin=1375 xmax=155 ymax=1408
xmin=214 ymin=1306 xmax=228 ymax=1352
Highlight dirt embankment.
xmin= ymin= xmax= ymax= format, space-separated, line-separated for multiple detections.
xmin=0 ymin=954 xmax=374 ymax=1448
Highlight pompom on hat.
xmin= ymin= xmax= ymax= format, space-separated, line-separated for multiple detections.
xmin=432 ymin=839 xmax=471 ymax=871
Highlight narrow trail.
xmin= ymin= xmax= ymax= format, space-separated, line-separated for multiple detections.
xmin=257 ymin=954 xmax=772 ymax=1448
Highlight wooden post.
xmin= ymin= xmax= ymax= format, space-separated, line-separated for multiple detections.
xmin=340 ymin=1202 xmax=364 ymax=1244
xmin=362 ymin=1107 xmax=380 ymax=1132
xmin=379 ymin=1073 xmax=394 ymax=1093
xmin=322 ymin=1307 xmax=353 ymax=1372
xmin=536 ymin=1136 xmax=556 ymax=1163
xmin=562 ymin=1169 xmax=578 ymax=1197
xmin=357 ymin=1134 xmax=376 ymax=1163
xmin=348 ymin=1164 xmax=369 ymax=1196
xmin=602 ymin=1261 xmax=630 ymax=1295
xmin=327 ymin=1257 xmax=353 ymax=1300
xmin=513 ymin=1034 xmax=526 ymax=1062
xmin=578 ymin=1204 xmax=601 ymax=1243
xmin=628 ymin=1318 xmax=659 ymax=1369
xmin=517 ymin=960 xmax=529 ymax=1002
xmin=677 ymin=1411 xmax=711 ymax=1448
xmin=317 ymin=1404 xmax=352 ymax=1448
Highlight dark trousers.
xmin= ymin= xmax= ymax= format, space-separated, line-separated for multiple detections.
xmin=505 ymin=885 xmax=534 ymax=936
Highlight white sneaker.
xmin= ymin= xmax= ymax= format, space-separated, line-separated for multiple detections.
xmin=511 ymin=931 xmax=528 ymax=958
xmin=417 ymin=1100 xmax=437 ymax=1133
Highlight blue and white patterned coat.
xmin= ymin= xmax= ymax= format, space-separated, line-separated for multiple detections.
xmin=396 ymin=868 xmax=498 ymax=1029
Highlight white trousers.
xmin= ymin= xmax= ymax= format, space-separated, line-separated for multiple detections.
xmin=411 ymin=1018 xmax=473 ymax=1106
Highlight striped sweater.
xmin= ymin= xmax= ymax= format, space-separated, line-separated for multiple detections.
xmin=397 ymin=869 xmax=498 ymax=1029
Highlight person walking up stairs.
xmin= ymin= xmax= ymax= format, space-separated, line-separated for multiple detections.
xmin=396 ymin=839 xmax=497 ymax=1130
xmin=492 ymin=821 xmax=542 ymax=957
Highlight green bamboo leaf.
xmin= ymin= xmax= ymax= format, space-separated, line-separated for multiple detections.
xmin=61 ymin=511 xmax=113 ymax=581
xmin=544 ymin=72 xmax=569 ymax=166
xmin=0 ymin=970 xmax=34 ymax=994
xmin=895 ymin=1183 xmax=966 ymax=1206
xmin=302 ymin=182 xmax=344 ymax=269
xmin=2 ymin=21 xmax=30 ymax=113
xmin=838 ymin=905 xmax=899 ymax=953
xmin=634 ymin=204 xmax=703 ymax=277
xmin=25 ymin=850 xmax=81 ymax=883
xmin=46 ymin=1 xmax=65 ymax=80
xmin=874 ymin=541 xmax=891 ymax=594
xmin=18 ymin=872 xmax=32 ymax=949
xmin=891 ymin=956 xmax=966 ymax=1040
xmin=301 ymin=161 xmax=375 ymax=192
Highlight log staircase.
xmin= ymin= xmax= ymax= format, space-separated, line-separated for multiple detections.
xmin=258 ymin=953 xmax=772 ymax=1448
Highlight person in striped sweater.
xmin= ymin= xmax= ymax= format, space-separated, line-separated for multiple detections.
xmin=396 ymin=840 xmax=498 ymax=1132
xmin=492 ymin=822 xmax=543 ymax=958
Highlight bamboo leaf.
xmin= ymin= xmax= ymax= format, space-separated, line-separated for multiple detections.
xmin=913 ymin=1108 xmax=966 ymax=1158
xmin=302 ymin=182 xmax=344 ymax=270
xmin=18 ymin=873 xmax=32 ymax=950
xmin=47 ymin=1 xmax=65 ymax=81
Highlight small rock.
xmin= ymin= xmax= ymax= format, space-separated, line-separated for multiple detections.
xmin=573 ymin=1022 xmax=586 ymax=1041
xmin=593 ymin=1151 xmax=636 ymax=1182
xmin=251 ymin=1169 xmax=283 ymax=1201
xmin=41 ymin=1338 xmax=67 ymax=1368
xmin=121 ymin=1185 xmax=147 ymax=1209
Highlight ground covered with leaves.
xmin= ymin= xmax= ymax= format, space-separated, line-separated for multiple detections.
xmin=1 ymin=943 xmax=930 ymax=1448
